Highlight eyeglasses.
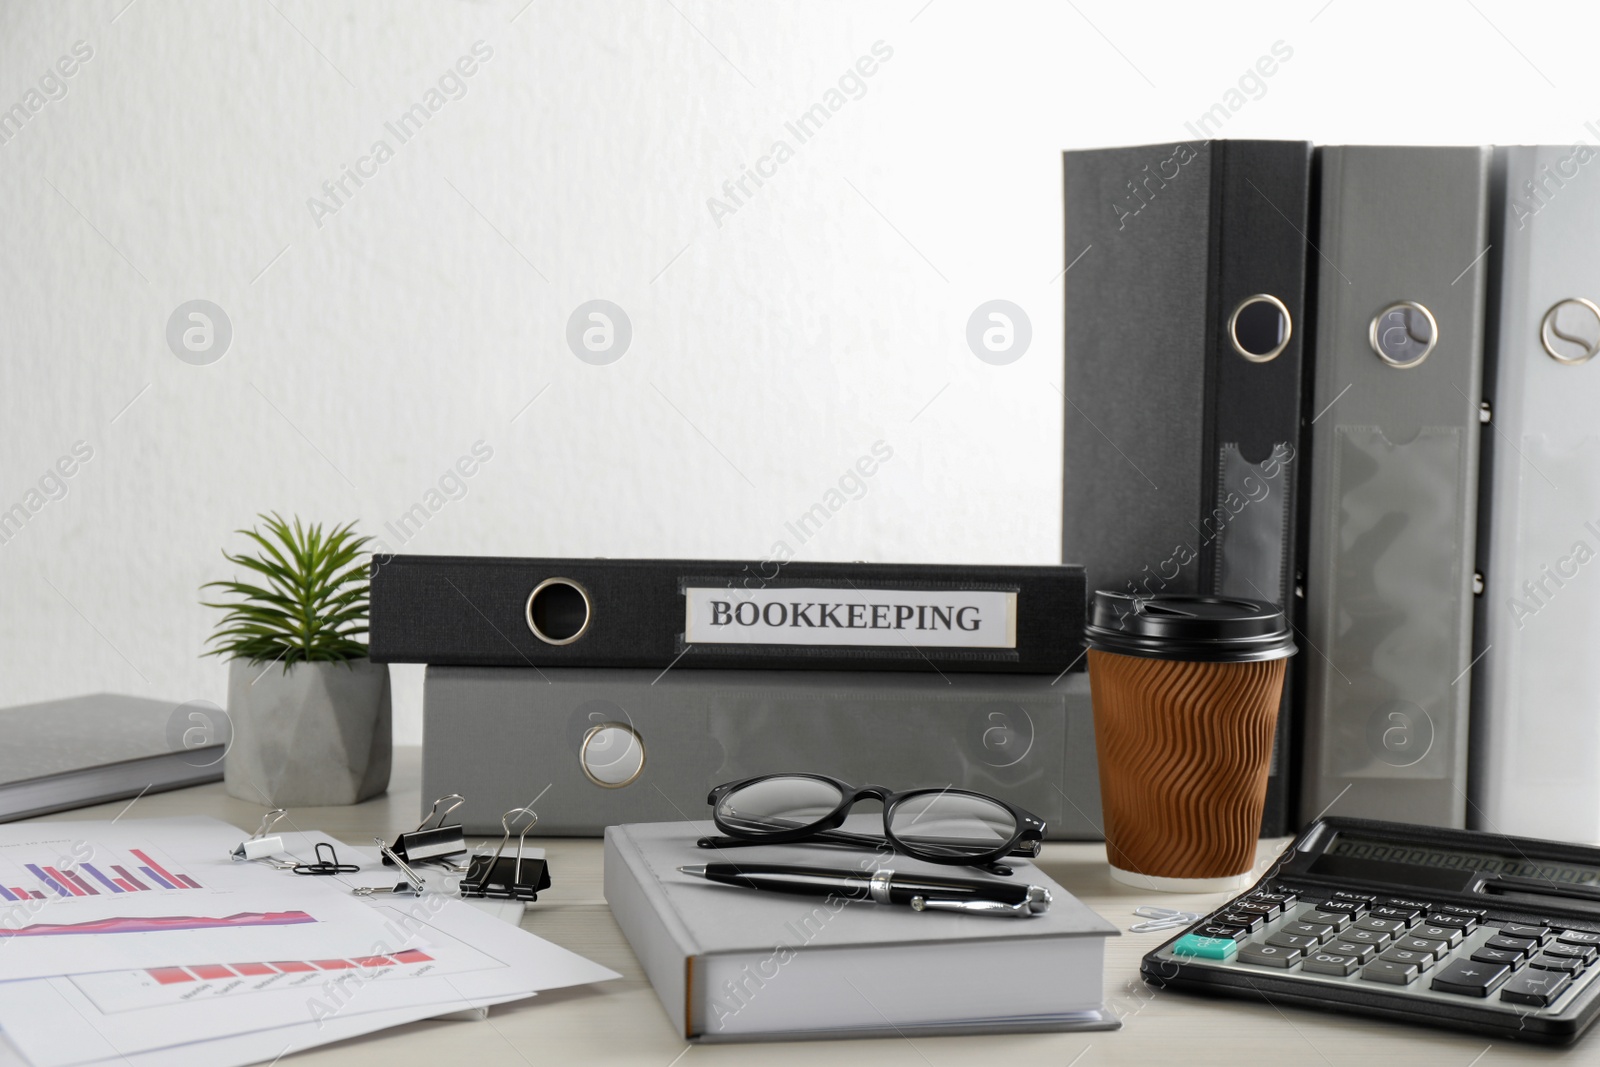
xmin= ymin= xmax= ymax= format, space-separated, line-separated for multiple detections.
xmin=700 ymin=773 xmax=1046 ymax=875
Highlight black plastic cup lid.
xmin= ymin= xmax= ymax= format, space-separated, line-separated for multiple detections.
xmin=1083 ymin=591 xmax=1296 ymax=663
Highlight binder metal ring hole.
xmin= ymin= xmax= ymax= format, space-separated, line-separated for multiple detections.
xmin=1368 ymin=301 xmax=1437 ymax=369
xmin=525 ymin=577 xmax=592 ymax=645
xmin=580 ymin=721 xmax=646 ymax=788
xmin=1228 ymin=294 xmax=1292 ymax=363
xmin=1540 ymin=298 xmax=1600 ymax=365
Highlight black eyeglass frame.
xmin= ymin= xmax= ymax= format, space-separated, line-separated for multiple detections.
xmin=704 ymin=772 xmax=1047 ymax=870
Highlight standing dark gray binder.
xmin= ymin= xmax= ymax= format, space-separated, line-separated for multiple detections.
xmin=1301 ymin=145 xmax=1492 ymax=828
xmin=1063 ymin=139 xmax=1311 ymax=833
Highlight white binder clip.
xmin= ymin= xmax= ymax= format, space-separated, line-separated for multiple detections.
xmin=230 ymin=809 xmax=289 ymax=863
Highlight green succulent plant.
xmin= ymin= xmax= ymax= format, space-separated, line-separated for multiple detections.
xmin=202 ymin=513 xmax=371 ymax=667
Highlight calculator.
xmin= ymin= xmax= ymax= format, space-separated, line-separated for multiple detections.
xmin=1141 ymin=816 xmax=1600 ymax=1044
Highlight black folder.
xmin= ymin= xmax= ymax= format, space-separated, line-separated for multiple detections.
xmin=369 ymin=556 xmax=1085 ymax=674
xmin=1062 ymin=139 xmax=1312 ymax=833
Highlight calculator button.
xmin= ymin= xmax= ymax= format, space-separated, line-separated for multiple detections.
xmin=1317 ymin=900 xmax=1366 ymax=918
xmin=1471 ymin=947 xmax=1524 ymax=967
xmin=1371 ymin=905 xmax=1423 ymax=922
xmin=1529 ymin=953 xmax=1585 ymax=974
xmin=1216 ymin=911 xmax=1265 ymax=933
xmin=1498 ymin=923 xmax=1549 ymax=942
xmin=1251 ymin=890 xmax=1298 ymax=909
xmin=1482 ymin=935 xmax=1539 ymax=958
xmin=1424 ymin=912 xmax=1478 ymax=933
xmin=1379 ymin=947 xmax=1435 ymax=972
xmin=1501 ymin=969 xmax=1572 ymax=1008
xmin=1302 ymin=951 xmax=1361 ymax=977
xmin=1378 ymin=896 xmax=1434 ymax=913
xmin=1395 ymin=936 xmax=1451 ymax=959
xmin=1266 ymin=931 xmax=1323 ymax=952
xmin=1339 ymin=928 xmax=1394 ymax=948
xmin=1413 ymin=925 xmax=1464 ymax=948
xmin=1544 ymin=943 xmax=1598 ymax=963
xmin=1354 ymin=916 xmax=1409 ymax=936
xmin=1298 ymin=909 xmax=1353 ymax=931
xmin=1171 ymin=934 xmax=1238 ymax=960
xmin=1440 ymin=904 xmax=1488 ymax=918
xmin=1556 ymin=930 xmax=1600 ymax=947
xmin=1361 ymin=960 xmax=1419 ymax=985
xmin=1282 ymin=921 xmax=1335 ymax=940
xmin=1193 ymin=922 xmax=1251 ymax=943
xmin=1233 ymin=902 xmax=1278 ymax=920
xmin=1239 ymin=942 xmax=1302 ymax=968
xmin=1325 ymin=940 xmax=1378 ymax=963
xmin=1431 ymin=959 xmax=1511 ymax=997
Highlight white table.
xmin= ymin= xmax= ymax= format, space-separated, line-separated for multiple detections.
xmin=43 ymin=749 xmax=1585 ymax=1065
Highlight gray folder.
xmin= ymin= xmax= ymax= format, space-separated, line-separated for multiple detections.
xmin=422 ymin=666 xmax=1102 ymax=838
xmin=1301 ymin=145 xmax=1492 ymax=827
xmin=1471 ymin=146 xmax=1600 ymax=841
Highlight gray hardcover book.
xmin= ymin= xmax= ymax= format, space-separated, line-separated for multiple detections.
xmin=1302 ymin=145 xmax=1492 ymax=827
xmin=1471 ymin=146 xmax=1600 ymax=840
xmin=0 ymin=694 xmax=227 ymax=822
xmin=423 ymin=666 xmax=1102 ymax=839
xmin=603 ymin=820 xmax=1119 ymax=1041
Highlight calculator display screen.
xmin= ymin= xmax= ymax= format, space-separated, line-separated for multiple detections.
xmin=1318 ymin=833 xmax=1600 ymax=886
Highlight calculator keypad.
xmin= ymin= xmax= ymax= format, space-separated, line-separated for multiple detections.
xmin=1162 ymin=883 xmax=1600 ymax=1016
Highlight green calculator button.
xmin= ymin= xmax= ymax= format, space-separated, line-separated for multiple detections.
xmin=1172 ymin=934 xmax=1239 ymax=960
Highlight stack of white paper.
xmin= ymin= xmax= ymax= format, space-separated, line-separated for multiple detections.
xmin=0 ymin=817 xmax=618 ymax=1066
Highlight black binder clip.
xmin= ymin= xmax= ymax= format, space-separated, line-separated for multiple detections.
xmin=293 ymin=842 xmax=360 ymax=876
xmin=387 ymin=794 xmax=468 ymax=868
xmin=460 ymin=805 xmax=550 ymax=902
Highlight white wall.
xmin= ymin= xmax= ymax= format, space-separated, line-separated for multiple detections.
xmin=1 ymin=0 xmax=1591 ymax=743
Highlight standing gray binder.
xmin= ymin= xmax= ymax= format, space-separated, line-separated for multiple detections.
xmin=1471 ymin=146 xmax=1600 ymax=841
xmin=1301 ymin=145 xmax=1492 ymax=828
xmin=1063 ymin=139 xmax=1311 ymax=833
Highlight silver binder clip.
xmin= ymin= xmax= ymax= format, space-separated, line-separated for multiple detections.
xmin=229 ymin=809 xmax=289 ymax=863
xmin=460 ymin=804 xmax=550 ymax=902
xmin=388 ymin=794 xmax=468 ymax=867
xmin=1129 ymin=905 xmax=1202 ymax=932
xmin=355 ymin=838 xmax=431 ymax=897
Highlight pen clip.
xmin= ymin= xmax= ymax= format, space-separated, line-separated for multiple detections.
xmin=909 ymin=884 xmax=1052 ymax=917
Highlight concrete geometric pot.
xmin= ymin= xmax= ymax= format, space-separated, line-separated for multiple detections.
xmin=223 ymin=657 xmax=392 ymax=807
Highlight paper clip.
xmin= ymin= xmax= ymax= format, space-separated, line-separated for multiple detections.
xmin=293 ymin=842 xmax=360 ymax=876
xmin=1130 ymin=906 xmax=1202 ymax=933
xmin=355 ymin=838 xmax=430 ymax=897
xmin=387 ymin=794 xmax=468 ymax=867
xmin=229 ymin=809 xmax=289 ymax=863
xmin=460 ymin=804 xmax=550 ymax=902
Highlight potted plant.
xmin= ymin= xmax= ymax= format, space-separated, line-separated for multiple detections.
xmin=202 ymin=513 xmax=390 ymax=806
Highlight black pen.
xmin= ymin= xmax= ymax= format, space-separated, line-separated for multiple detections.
xmin=677 ymin=862 xmax=1051 ymax=917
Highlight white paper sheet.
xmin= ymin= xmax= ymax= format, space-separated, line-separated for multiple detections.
xmin=0 ymin=818 xmax=618 ymax=1067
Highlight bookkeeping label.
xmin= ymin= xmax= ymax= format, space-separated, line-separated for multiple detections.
xmin=683 ymin=586 xmax=1018 ymax=648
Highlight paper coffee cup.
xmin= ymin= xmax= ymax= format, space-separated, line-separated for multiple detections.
xmin=1084 ymin=592 xmax=1295 ymax=892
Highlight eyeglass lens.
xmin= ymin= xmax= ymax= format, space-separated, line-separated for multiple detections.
xmin=887 ymin=792 xmax=1018 ymax=858
xmin=716 ymin=776 xmax=845 ymax=834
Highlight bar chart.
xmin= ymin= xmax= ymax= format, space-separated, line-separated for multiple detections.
xmin=0 ymin=845 xmax=202 ymax=902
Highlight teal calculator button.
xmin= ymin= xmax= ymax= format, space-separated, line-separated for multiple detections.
xmin=1172 ymin=934 xmax=1238 ymax=960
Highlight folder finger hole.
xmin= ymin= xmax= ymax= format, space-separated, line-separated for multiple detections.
xmin=1368 ymin=300 xmax=1438 ymax=369
xmin=1228 ymin=293 xmax=1292 ymax=364
xmin=1539 ymin=298 xmax=1600 ymax=364
xmin=525 ymin=577 xmax=592 ymax=645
